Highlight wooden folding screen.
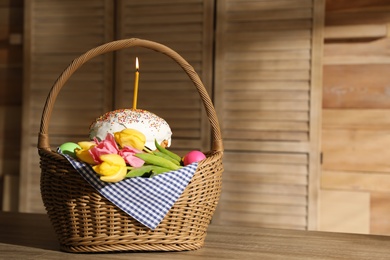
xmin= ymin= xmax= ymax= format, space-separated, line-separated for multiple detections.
xmin=213 ymin=0 xmax=324 ymax=230
xmin=20 ymin=0 xmax=114 ymax=212
xmin=19 ymin=0 xmax=323 ymax=230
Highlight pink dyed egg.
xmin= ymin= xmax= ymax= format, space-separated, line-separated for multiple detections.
xmin=183 ymin=150 xmax=206 ymax=166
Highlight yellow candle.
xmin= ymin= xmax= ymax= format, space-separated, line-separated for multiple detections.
xmin=132 ymin=57 xmax=139 ymax=110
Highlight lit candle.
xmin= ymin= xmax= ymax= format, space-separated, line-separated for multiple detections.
xmin=132 ymin=57 xmax=139 ymax=110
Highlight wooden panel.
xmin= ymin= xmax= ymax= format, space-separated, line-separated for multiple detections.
xmin=19 ymin=0 xmax=114 ymax=212
xmin=370 ymin=192 xmax=390 ymax=235
xmin=325 ymin=7 xmax=390 ymax=26
xmin=326 ymin=0 xmax=390 ymax=11
xmin=322 ymin=171 xmax=390 ymax=192
xmin=324 ymin=39 xmax=390 ymax=65
xmin=116 ymin=0 xmax=214 ymax=153
xmin=321 ymin=0 xmax=390 ymax=235
xmin=322 ymin=129 xmax=390 ymax=173
xmin=319 ymin=190 xmax=369 ymax=234
xmin=324 ymin=24 xmax=388 ymax=40
xmin=213 ymin=0 xmax=324 ymax=230
xmin=323 ymin=109 xmax=390 ymax=130
xmin=323 ymin=64 xmax=390 ymax=108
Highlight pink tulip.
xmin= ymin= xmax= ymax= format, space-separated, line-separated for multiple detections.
xmin=89 ymin=134 xmax=119 ymax=164
xmin=119 ymin=146 xmax=145 ymax=167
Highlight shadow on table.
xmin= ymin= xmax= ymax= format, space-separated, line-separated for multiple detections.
xmin=0 ymin=212 xmax=60 ymax=251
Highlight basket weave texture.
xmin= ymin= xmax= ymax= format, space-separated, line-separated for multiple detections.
xmin=38 ymin=38 xmax=223 ymax=253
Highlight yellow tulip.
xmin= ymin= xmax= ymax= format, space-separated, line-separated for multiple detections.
xmin=75 ymin=141 xmax=96 ymax=165
xmin=78 ymin=141 xmax=96 ymax=150
xmin=114 ymin=128 xmax=146 ymax=150
xmin=92 ymin=154 xmax=127 ymax=183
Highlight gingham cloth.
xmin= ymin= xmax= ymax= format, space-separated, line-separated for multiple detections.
xmin=58 ymin=149 xmax=197 ymax=230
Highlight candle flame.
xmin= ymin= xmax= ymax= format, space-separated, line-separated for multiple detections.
xmin=136 ymin=57 xmax=139 ymax=71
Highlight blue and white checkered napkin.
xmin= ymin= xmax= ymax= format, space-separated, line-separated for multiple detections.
xmin=58 ymin=150 xmax=197 ymax=230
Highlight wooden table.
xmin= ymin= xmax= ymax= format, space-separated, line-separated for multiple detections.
xmin=1 ymin=212 xmax=389 ymax=259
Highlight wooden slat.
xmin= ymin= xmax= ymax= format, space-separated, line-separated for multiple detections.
xmin=219 ymin=201 xmax=307 ymax=216
xmin=224 ymin=100 xmax=309 ymax=111
xmin=227 ymin=8 xmax=313 ymax=22
xmin=225 ymin=70 xmax=310 ymax=80
xmin=225 ymin=81 xmax=310 ymax=91
xmin=224 ymin=120 xmax=309 ymax=132
xmin=224 ymin=110 xmax=309 ymax=121
xmin=220 ymin=192 xmax=307 ymax=205
xmin=226 ymin=0 xmax=313 ymax=11
xmin=224 ymin=140 xmax=310 ymax=153
xmin=222 ymin=181 xmax=307 ymax=196
xmin=224 ymin=152 xmax=308 ymax=165
xmin=123 ymin=0 xmax=202 ymax=6
xmin=225 ymin=30 xmax=312 ymax=42
xmin=226 ymin=19 xmax=312 ymax=32
xmin=218 ymin=211 xmax=307 ymax=229
xmin=226 ymin=60 xmax=311 ymax=71
xmin=226 ymin=50 xmax=311 ymax=61
xmin=224 ymin=162 xmax=308 ymax=176
xmin=223 ymin=173 xmax=308 ymax=186
xmin=125 ymin=2 xmax=203 ymax=15
xmin=225 ymin=91 xmax=309 ymax=101
xmin=226 ymin=39 xmax=312 ymax=52
xmin=223 ymin=130 xmax=309 ymax=142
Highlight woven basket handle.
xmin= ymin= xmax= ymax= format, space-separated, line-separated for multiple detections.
xmin=38 ymin=38 xmax=223 ymax=153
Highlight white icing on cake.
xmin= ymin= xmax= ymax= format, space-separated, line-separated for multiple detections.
xmin=89 ymin=109 xmax=172 ymax=150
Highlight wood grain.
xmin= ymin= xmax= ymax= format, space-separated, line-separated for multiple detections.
xmin=116 ymin=0 xmax=214 ymax=156
xmin=370 ymin=192 xmax=390 ymax=235
xmin=319 ymin=190 xmax=369 ymax=234
xmin=322 ymin=171 xmax=390 ymax=192
xmin=214 ymin=0 xmax=323 ymax=230
xmin=19 ymin=0 xmax=114 ymax=213
xmin=0 ymin=0 xmax=23 ymax=211
xmin=323 ymin=64 xmax=390 ymax=108
xmin=322 ymin=129 xmax=390 ymax=172
xmin=323 ymin=109 xmax=390 ymax=130
xmin=2 ymin=212 xmax=390 ymax=259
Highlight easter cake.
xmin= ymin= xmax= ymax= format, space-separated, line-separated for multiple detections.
xmin=89 ymin=108 xmax=172 ymax=151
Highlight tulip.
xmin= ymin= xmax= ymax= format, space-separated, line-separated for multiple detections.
xmin=114 ymin=128 xmax=146 ymax=151
xmin=92 ymin=154 xmax=127 ymax=183
xmin=75 ymin=141 xmax=96 ymax=165
xmin=89 ymin=134 xmax=119 ymax=164
xmin=119 ymin=146 xmax=145 ymax=167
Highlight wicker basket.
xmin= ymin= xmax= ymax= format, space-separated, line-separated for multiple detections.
xmin=37 ymin=38 xmax=224 ymax=253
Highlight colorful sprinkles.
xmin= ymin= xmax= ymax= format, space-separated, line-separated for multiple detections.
xmin=89 ymin=108 xmax=170 ymax=136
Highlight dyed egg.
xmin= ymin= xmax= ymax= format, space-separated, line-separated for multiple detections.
xmin=183 ymin=150 xmax=206 ymax=166
xmin=59 ymin=142 xmax=81 ymax=158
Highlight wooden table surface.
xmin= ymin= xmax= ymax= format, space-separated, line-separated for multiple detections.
xmin=1 ymin=212 xmax=389 ymax=259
